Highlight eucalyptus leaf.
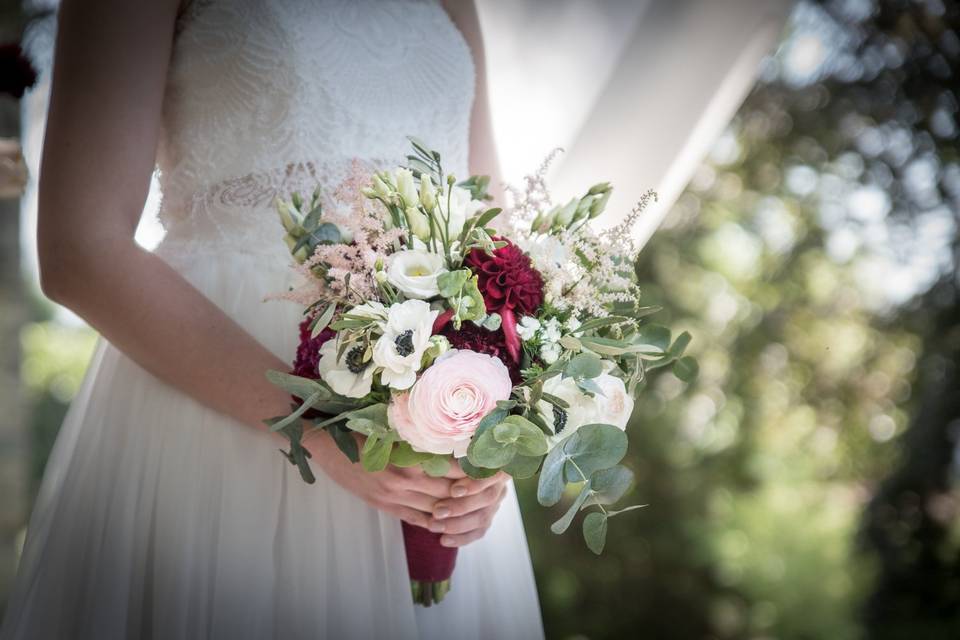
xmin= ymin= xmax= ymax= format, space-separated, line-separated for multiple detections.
xmin=467 ymin=427 xmax=517 ymax=469
xmin=572 ymin=315 xmax=631 ymax=335
xmin=551 ymin=479 xmax=593 ymax=534
xmin=504 ymin=454 xmax=542 ymax=479
xmin=582 ymin=512 xmax=608 ymax=554
xmin=390 ymin=441 xmax=434 ymax=467
xmin=360 ymin=433 xmax=392 ymax=472
xmin=562 ymin=423 xmax=629 ymax=481
xmin=420 ymin=456 xmax=451 ymax=477
xmin=635 ymin=324 xmax=671 ymax=352
xmin=673 ymin=356 xmax=699 ymax=382
xmin=492 ymin=416 xmax=548 ymax=456
xmin=577 ymin=378 xmax=606 ymax=397
xmin=537 ymin=445 xmax=568 ymax=507
xmin=564 ymin=352 xmax=603 ymax=380
xmin=459 ymin=456 xmax=500 ymax=479
xmin=606 ymin=504 xmax=648 ymax=517
xmin=670 ymin=331 xmax=692 ymax=357
xmin=584 ymin=465 xmax=634 ymax=506
xmin=344 ymin=403 xmax=389 ymax=436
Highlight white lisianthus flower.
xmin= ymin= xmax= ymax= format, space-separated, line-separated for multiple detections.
xmin=395 ymin=168 xmax=419 ymax=209
xmin=387 ymin=249 xmax=447 ymax=299
xmin=419 ymin=175 xmax=437 ymax=212
xmin=541 ymin=317 xmax=563 ymax=343
xmin=317 ymin=338 xmax=375 ymax=399
xmin=438 ymin=184 xmax=484 ymax=237
xmin=538 ymin=368 xmax=634 ymax=449
xmin=373 ymin=300 xmax=439 ymax=390
xmin=517 ymin=316 xmax=541 ymax=341
xmin=540 ymin=342 xmax=562 ymax=364
xmin=405 ymin=206 xmax=430 ymax=242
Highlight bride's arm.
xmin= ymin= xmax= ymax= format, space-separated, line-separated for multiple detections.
xmin=442 ymin=0 xmax=505 ymax=206
xmin=38 ymin=0 xmax=292 ymax=432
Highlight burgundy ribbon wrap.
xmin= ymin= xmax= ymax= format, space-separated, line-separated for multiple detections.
xmin=402 ymin=521 xmax=458 ymax=582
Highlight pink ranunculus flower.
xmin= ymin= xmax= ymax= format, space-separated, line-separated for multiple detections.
xmin=389 ymin=350 xmax=513 ymax=457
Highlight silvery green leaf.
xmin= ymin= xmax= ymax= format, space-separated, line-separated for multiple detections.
xmin=467 ymin=427 xmax=517 ymax=469
xmin=562 ymin=424 xmax=628 ymax=480
xmin=551 ymin=479 xmax=593 ymax=534
xmin=583 ymin=465 xmax=634 ymax=506
xmin=582 ymin=512 xmax=608 ymax=554
xmin=669 ymin=331 xmax=692 ymax=357
xmin=360 ymin=433 xmax=392 ymax=472
xmin=329 ymin=424 xmax=359 ymax=463
xmin=504 ymin=454 xmax=542 ymax=479
xmin=344 ymin=403 xmax=389 ymax=436
xmin=459 ymin=456 xmax=500 ymax=479
xmin=268 ymin=389 xmax=324 ymax=432
xmin=311 ymin=302 xmax=337 ymax=338
xmin=564 ymin=352 xmax=603 ymax=379
xmin=673 ymin=356 xmax=699 ymax=382
xmin=390 ymin=442 xmax=434 ymax=467
xmin=572 ymin=315 xmax=631 ymax=335
xmin=492 ymin=416 xmax=548 ymax=456
xmin=635 ymin=324 xmax=671 ymax=351
xmin=537 ymin=445 xmax=568 ymax=507
xmin=420 ymin=456 xmax=451 ymax=477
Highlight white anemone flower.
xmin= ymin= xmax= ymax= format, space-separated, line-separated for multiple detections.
xmin=317 ymin=338 xmax=375 ymax=399
xmin=373 ymin=300 xmax=439 ymax=390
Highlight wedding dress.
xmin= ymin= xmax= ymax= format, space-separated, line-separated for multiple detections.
xmin=1 ymin=1 xmax=544 ymax=638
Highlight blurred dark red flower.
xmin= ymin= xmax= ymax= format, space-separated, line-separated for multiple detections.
xmin=290 ymin=316 xmax=334 ymax=418
xmin=439 ymin=321 xmax=522 ymax=384
xmin=0 ymin=43 xmax=37 ymax=99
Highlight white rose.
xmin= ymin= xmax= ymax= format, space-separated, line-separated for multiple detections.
xmin=373 ymin=300 xmax=439 ymax=390
xmin=395 ymin=168 xmax=419 ymax=209
xmin=387 ymin=249 xmax=447 ymax=299
xmin=317 ymin=338 xmax=375 ymax=399
xmin=517 ymin=316 xmax=541 ymax=341
xmin=538 ymin=370 xmax=634 ymax=449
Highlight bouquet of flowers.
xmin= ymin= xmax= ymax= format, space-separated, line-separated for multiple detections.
xmin=264 ymin=138 xmax=696 ymax=606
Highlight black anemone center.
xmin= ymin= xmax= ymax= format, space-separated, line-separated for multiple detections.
xmin=394 ymin=330 xmax=415 ymax=357
xmin=552 ymin=405 xmax=568 ymax=434
xmin=345 ymin=346 xmax=369 ymax=374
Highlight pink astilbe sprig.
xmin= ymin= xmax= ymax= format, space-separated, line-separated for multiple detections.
xmin=267 ymin=161 xmax=402 ymax=307
xmin=503 ymin=147 xmax=564 ymax=235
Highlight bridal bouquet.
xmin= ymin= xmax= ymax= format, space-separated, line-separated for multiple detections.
xmin=264 ymin=139 xmax=696 ymax=606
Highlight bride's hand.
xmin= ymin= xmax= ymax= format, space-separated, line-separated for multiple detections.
xmin=305 ymin=430 xmax=507 ymax=542
xmin=428 ymin=466 xmax=509 ymax=548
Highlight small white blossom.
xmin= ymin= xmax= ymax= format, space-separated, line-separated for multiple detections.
xmin=565 ymin=316 xmax=582 ymax=332
xmin=540 ymin=342 xmax=562 ymax=364
xmin=541 ymin=317 xmax=562 ymax=343
xmin=517 ymin=316 xmax=541 ymax=341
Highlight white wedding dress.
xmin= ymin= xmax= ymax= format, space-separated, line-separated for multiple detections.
xmin=1 ymin=1 xmax=543 ymax=638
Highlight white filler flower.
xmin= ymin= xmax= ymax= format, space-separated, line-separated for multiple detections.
xmin=373 ymin=300 xmax=439 ymax=389
xmin=387 ymin=249 xmax=447 ymax=299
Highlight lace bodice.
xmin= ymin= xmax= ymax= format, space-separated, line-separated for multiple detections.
xmin=155 ymin=0 xmax=475 ymax=261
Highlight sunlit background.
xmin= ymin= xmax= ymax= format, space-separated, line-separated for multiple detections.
xmin=3 ymin=0 xmax=960 ymax=638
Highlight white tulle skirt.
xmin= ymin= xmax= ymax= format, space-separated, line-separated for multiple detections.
xmin=1 ymin=239 xmax=543 ymax=640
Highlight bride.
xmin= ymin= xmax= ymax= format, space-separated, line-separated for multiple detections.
xmin=1 ymin=0 xmax=543 ymax=638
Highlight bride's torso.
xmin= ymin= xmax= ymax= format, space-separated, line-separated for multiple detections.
xmin=155 ymin=0 xmax=475 ymax=262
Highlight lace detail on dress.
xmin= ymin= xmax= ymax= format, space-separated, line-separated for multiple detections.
xmin=155 ymin=0 xmax=475 ymax=264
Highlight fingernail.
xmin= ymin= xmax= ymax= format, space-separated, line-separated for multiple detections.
xmin=434 ymin=506 xmax=451 ymax=519
xmin=429 ymin=521 xmax=446 ymax=533
xmin=451 ymin=485 xmax=467 ymax=498
xmin=440 ymin=536 xmax=456 ymax=547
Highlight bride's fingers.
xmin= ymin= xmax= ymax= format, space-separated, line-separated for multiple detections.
xmin=392 ymin=490 xmax=440 ymax=514
xmin=448 ymin=471 xmax=508 ymax=498
xmin=431 ymin=483 xmax=503 ymax=520
xmin=381 ymin=504 xmax=432 ymax=529
xmin=390 ymin=467 xmax=453 ymax=499
xmin=439 ymin=526 xmax=487 ymax=548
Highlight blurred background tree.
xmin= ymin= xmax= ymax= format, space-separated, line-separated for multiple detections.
xmin=518 ymin=0 xmax=960 ymax=638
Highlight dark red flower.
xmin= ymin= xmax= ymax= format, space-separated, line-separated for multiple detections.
xmin=439 ymin=321 xmax=522 ymax=384
xmin=465 ymin=239 xmax=544 ymax=363
xmin=290 ymin=316 xmax=334 ymax=418
xmin=465 ymin=239 xmax=544 ymax=316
